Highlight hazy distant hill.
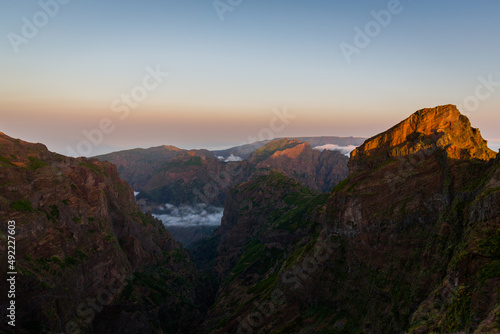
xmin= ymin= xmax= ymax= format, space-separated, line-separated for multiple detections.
xmin=212 ymin=136 xmax=366 ymax=160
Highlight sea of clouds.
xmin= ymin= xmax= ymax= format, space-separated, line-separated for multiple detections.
xmin=313 ymin=144 xmax=358 ymax=156
xmin=152 ymin=203 xmax=224 ymax=227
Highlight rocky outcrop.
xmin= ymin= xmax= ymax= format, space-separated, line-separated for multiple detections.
xmin=350 ymin=104 xmax=496 ymax=173
xmin=0 ymin=132 xmax=202 ymax=333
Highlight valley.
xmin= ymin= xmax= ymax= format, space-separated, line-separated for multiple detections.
xmin=1 ymin=105 xmax=499 ymax=333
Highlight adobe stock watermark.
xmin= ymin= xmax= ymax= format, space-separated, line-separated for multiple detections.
xmin=65 ymin=65 xmax=168 ymax=157
xmin=213 ymin=0 xmax=243 ymax=21
xmin=246 ymin=107 xmax=296 ymax=145
xmin=193 ymin=106 xmax=296 ymax=203
xmin=340 ymin=0 xmax=404 ymax=64
xmin=7 ymin=0 xmax=71 ymax=54
xmin=457 ymin=74 xmax=500 ymax=114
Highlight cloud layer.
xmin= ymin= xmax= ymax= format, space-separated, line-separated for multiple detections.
xmin=153 ymin=203 xmax=224 ymax=227
xmin=218 ymin=154 xmax=243 ymax=162
xmin=313 ymin=144 xmax=357 ymax=156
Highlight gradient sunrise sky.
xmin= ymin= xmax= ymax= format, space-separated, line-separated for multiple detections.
xmin=1 ymin=0 xmax=499 ymax=156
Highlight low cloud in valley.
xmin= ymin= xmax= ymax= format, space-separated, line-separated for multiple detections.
xmin=153 ymin=203 xmax=224 ymax=227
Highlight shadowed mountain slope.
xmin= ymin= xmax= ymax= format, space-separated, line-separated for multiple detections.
xmin=201 ymin=105 xmax=499 ymax=333
xmin=0 ymin=132 xmax=204 ymax=333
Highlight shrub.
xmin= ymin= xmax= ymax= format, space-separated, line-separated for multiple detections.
xmin=10 ymin=199 xmax=34 ymax=212
xmin=27 ymin=156 xmax=48 ymax=170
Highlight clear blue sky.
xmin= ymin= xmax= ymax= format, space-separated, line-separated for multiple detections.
xmin=1 ymin=0 xmax=499 ymax=156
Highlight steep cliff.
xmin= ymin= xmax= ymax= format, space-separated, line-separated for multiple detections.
xmin=202 ymin=171 xmax=328 ymax=333
xmin=408 ymin=154 xmax=500 ymax=333
xmin=0 ymin=132 xmax=202 ymax=333
xmin=202 ymin=105 xmax=499 ymax=333
xmin=350 ymin=104 xmax=495 ymax=173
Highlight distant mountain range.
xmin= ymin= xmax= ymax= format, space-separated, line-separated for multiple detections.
xmin=212 ymin=136 xmax=366 ymax=160
xmin=94 ymin=136 xmax=363 ymax=209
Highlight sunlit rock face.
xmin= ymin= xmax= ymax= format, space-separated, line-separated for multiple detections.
xmin=350 ymin=104 xmax=496 ymax=174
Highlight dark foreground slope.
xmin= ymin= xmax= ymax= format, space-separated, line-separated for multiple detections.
xmin=0 ymin=132 xmax=204 ymax=333
xmin=201 ymin=105 xmax=499 ymax=333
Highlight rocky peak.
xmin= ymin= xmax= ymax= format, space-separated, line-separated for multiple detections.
xmin=248 ymin=138 xmax=303 ymax=164
xmin=0 ymin=131 xmax=53 ymax=162
xmin=349 ymin=105 xmax=496 ymax=174
xmin=162 ymin=144 xmax=182 ymax=151
xmin=269 ymin=141 xmax=310 ymax=159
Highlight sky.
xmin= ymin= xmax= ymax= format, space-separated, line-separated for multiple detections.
xmin=1 ymin=0 xmax=499 ymax=156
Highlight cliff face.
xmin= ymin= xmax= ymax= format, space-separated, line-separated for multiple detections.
xmin=0 ymin=132 xmax=201 ymax=333
xmin=408 ymin=154 xmax=500 ymax=333
xmin=350 ymin=104 xmax=496 ymax=173
xmin=250 ymin=140 xmax=348 ymax=192
xmin=202 ymin=105 xmax=499 ymax=333
xmin=311 ymin=105 xmax=498 ymax=332
xmin=202 ymin=172 xmax=327 ymax=333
